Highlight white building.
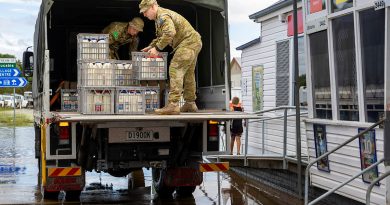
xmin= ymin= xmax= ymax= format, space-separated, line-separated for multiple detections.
xmin=238 ymin=0 xmax=389 ymax=204
xmin=230 ymin=57 xmax=242 ymax=100
xmin=237 ymin=0 xmax=308 ymax=162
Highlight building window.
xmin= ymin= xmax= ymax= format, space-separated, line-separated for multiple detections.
xmin=310 ymin=31 xmax=332 ymax=119
xmin=332 ymin=0 xmax=353 ymax=13
xmin=360 ymin=9 xmax=385 ymax=122
xmin=333 ymin=14 xmax=358 ymax=121
xmin=298 ymin=37 xmax=307 ymax=106
xmin=308 ymin=0 xmax=326 ymax=14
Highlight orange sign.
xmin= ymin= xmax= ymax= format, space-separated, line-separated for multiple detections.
xmin=310 ymin=0 xmax=323 ymax=14
xmin=48 ymin=167 xmax=81 ymax=177
xmin=199 ymin=162 xmax=229 ymax=172
xmin=287 ymin=10 xmax=304 ymax=36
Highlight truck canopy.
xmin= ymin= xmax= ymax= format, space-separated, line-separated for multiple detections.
xmin=34 ymin=0 xmax=229 ymax=111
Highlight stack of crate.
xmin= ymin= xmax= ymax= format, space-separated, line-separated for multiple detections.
xmin=132 ymin=52 xmax=168 ymax=113
xmin=77 ymin=33 xmax=116 ymax=114
xmin=75 ymin=33 xmax=168 ymax=115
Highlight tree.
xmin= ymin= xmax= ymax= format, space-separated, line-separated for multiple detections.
xmin=0 ymin=54 xmax=15 ymax=58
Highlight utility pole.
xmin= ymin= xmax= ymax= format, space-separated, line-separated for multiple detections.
xmin=292 ymin=0 xmax=302 ymax=199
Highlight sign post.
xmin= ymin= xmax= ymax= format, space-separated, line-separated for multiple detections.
xmin=0 ymin=58 xmax=28 ymax=129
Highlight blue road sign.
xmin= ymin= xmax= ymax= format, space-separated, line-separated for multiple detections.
xmin=0 ymin=77 xmax=27 ymax=87
xmin=0 ymin=68 xmax=21 ymax=77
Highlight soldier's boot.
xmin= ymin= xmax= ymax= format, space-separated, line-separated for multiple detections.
xmin=155 ymin=102 xmax=180 ymax=115
xmin=180 ymin=101 xmax=198 ymax=113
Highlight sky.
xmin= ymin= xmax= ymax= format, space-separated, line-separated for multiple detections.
xmin=0 ymin=0 xmax=279 ymax=60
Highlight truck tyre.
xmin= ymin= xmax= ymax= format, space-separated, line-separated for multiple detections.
xmin=66 ymin=190 xmax=82 ymax=200
xmin=152 ymin=168 xmax=174 ymax=198
xmin=128 ymin=169 xmax=145 ymax=190
xmin=175 ymin=186 xmax=196 ymax=196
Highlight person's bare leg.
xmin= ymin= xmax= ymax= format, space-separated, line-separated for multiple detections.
xmin=230 ymin=136 xmax=235 ymax=155
xmin=236 ymin=136 xmax=241 ymax=155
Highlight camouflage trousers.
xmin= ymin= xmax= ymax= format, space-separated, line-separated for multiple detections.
xmin=168 ymin=42 xmax=202 ymax=103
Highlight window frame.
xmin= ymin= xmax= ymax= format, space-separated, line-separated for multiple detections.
xmin=304 ymin=0 xmax=387 ymax=122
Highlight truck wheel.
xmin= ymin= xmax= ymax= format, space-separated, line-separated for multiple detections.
xmin=66 ymin=190 xmax=82 ymax=200
xmin=175 ymin=186 xmax=196 ymax=196
xmin=152 ymin=168 xmax=174 ymax=198
xmin=128 ymin=169 xmax=145 ymax=190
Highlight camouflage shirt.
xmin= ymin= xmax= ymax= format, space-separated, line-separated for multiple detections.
xmin=149 ymin=7 xmax=201 ymax=51
xmin=102 ymin=22 xmax=139 ymax=54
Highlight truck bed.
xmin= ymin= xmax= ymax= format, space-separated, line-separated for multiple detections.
xmin=57 ymin=110 xmax=260 ymax=122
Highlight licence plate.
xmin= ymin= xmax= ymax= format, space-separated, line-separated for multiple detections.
xmin=127 ymin=131 xmax=154 ymax=141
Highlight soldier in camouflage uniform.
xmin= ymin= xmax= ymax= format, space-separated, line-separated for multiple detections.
xmin=139 ymin=0 xmax=202 ymax=115
xmin=102 ymin=17 xmax=144 ymax=59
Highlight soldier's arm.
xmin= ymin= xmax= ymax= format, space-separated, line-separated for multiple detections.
xmin=128 ymin=37 xmax=139 ymax=57
xmin=155 ymin=15 xmax=176 ymax=51
xmin=102 ymin=23 xmax=116 ymax=46
xmin=149 ymin=38 xmax=158 ymax=48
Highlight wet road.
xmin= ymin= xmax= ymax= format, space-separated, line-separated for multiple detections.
xmin=0 ymin=127 xmax=302 ymax=205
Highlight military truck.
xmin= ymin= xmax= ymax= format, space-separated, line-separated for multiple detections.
xmin=24 ymin=0 xmax=256 ymax=199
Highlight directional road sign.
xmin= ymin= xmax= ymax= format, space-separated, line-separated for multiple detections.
xmin=0 ymin=68 xmax=21 ymax=77
xmin=0 ymin=58 xmax=16 ymax=68
xmin=0 ymin=77 xmax=28 ymax=87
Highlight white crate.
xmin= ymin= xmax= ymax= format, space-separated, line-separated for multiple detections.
xmin=145 ymin=87 xmax=160 ymax=112
xmin=61 ymin=89 xmax=78 ymax=112
xmin=78 ymin=60 xmax=115 ymax=87
xmin=132 ymin=52 xmax=168 ymax=80
xmin=80 ymin=88 xmax=115 ymax=114
xmin=113 ymin=60 xmax=139 ymax=86
xmin=77 ymin=33 xmax=109 ymax=60
xmin=115 ymin=87 xmax=145 ymax=115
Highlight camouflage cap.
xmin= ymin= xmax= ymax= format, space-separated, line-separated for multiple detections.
xmin=129 ymin=17 xmax=144 ymax=32
xmin=139 ymin=0 xmax=156 ymax=13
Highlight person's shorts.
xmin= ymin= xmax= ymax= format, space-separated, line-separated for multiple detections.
xmin=231 ymin=133 xmax=242 ymax=140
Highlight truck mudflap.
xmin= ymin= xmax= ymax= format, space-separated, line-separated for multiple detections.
xmin=163 ymin=167 xmax=203 ymax=187
xmin=45 ymin=167 xmax=85 ymax=192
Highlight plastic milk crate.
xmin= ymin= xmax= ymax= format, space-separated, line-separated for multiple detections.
xmin=144 ymin=87 xmax=160 ymax=112
xmin=132 ymin=52 xmax=168 ymax=80
xmin=78 ymin=60 xmax=115 ymax=87
xmin=77 ymin=33 xmax=109 ymax=60
xmin=79 ymin=88 xmax=115 ymax=114
xmin=61 ymin=89 xmax=78 ymax=112
xmin=115 ymin=87 xmax=145 ymax=115
xmin=113 ymin=60 xmax=139 ymax=86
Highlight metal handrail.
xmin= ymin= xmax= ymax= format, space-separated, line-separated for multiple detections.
xmin=366 ymin=169 xmax=390 ymax=204
xmin=304 ymin=118 xmax=385 ymax=205
xmin=309 ymin=158 xmax=384 ymax=205
xmin=249 ymin=112 xmax=309 ymax=124
xmin=251 ymin=106 xmax=307 ymax=115
xmin=243 ymin=106 xmax=307 ymax=168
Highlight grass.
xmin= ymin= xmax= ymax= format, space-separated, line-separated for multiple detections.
xmin=0 ymin=108 xmax=33 ymax=127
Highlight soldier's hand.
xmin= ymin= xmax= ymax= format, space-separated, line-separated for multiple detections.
xmin=148 ymin=47 xmax=160 ymax=57
xmin=141 ymin=46 xmax=152 ymax=52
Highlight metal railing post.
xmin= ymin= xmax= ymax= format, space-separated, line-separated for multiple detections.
xmin=244 ymin=119 xmax=249 ymax=166
xmin=262 ymin=120 xmax=265 ymax=155
xmin=366 ymin=170 xmax=390 ymax=205
xmin=283 ymin=108 xmax=288 ymax=169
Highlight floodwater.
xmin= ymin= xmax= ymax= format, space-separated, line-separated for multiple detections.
xmin=0 ymin=126 xmax=302 ymax=205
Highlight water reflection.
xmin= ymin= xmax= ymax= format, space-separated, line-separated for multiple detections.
xmin=0 ymin=126 xmax=302 ymax=204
